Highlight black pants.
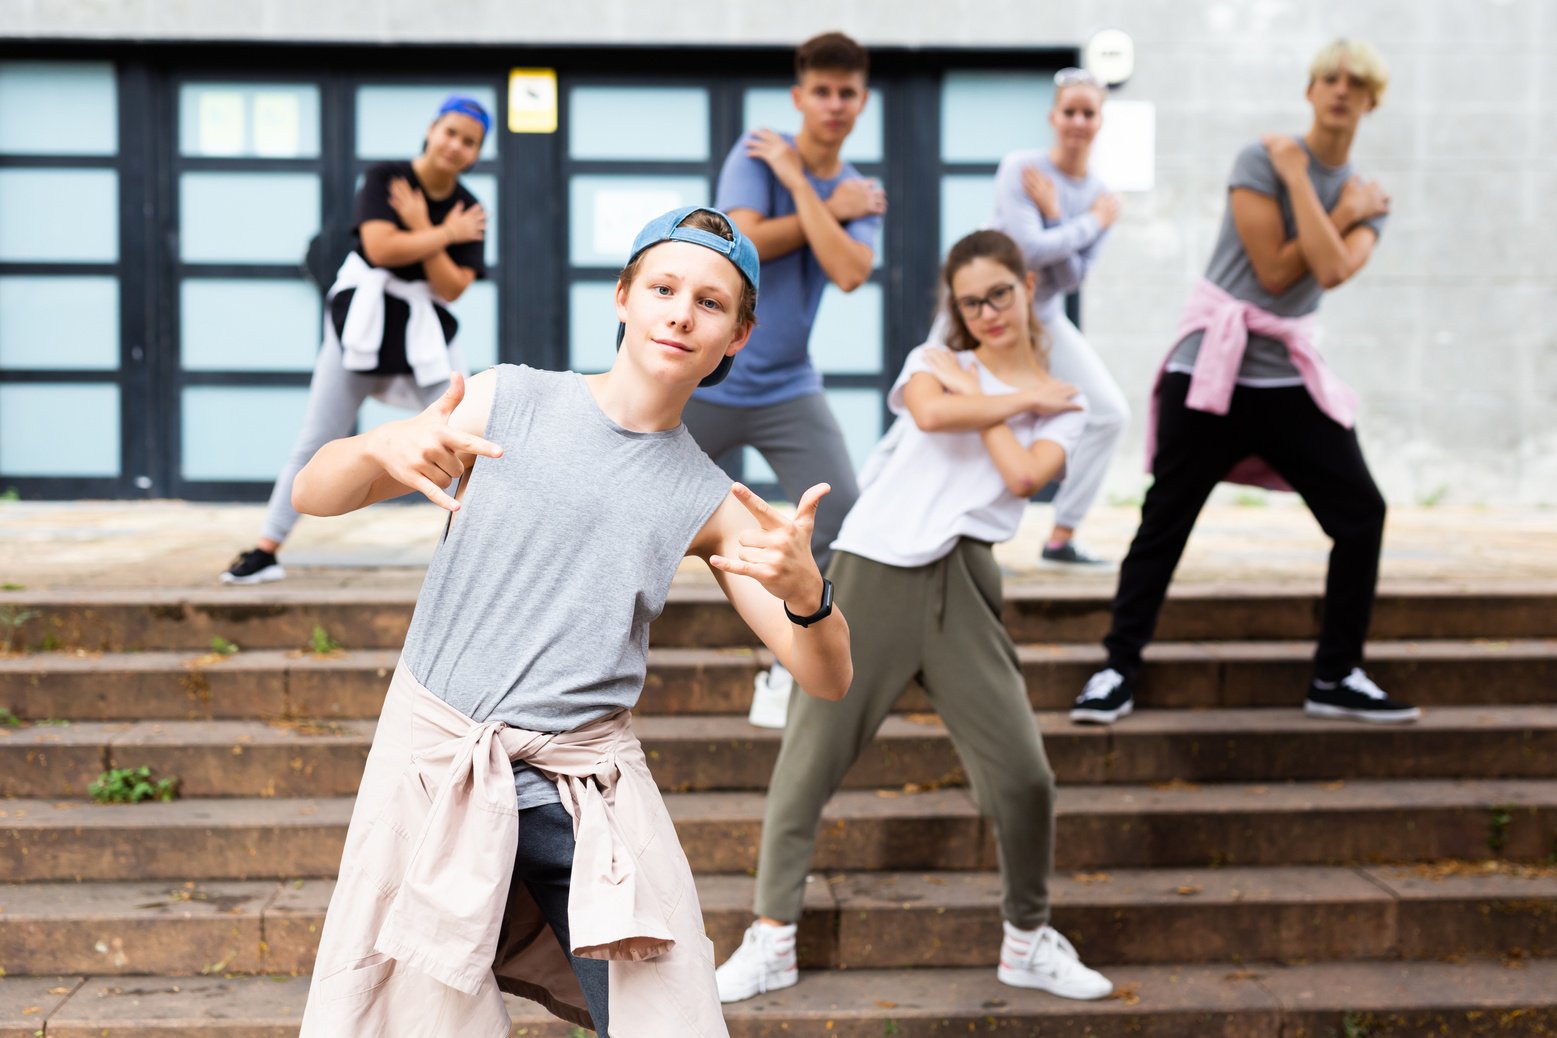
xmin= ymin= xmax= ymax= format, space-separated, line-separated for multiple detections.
xmin=512 ymin=802 xmax=610 ymax=1036
xmin=1105 ymin=373 xmax=1386 ymax=684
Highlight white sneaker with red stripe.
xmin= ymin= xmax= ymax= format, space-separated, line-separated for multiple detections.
xmin=714 ymin=920 xmax=798 ymax=1003
xmin=997 ymin=921 xmax=1113 ymax=999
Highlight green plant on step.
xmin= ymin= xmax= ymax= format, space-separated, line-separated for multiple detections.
xmin=0 ymin=707 xmax=20 ymax=728
xmin=0 ymin=606 xmax=40 ymax=654
xmin=89 ymin=766 xmax=179 ymax=804
xmin=210 ymin=635 xmax=240 ymax=656
xmin=1341 ymin=1010 xmax=1376 ymax=1038
xmin=0 ymin=486 xmax=18 ymax=501
xmin=1488 ymin=804 xmax=1515 ymax=855
xmin=309 ymin=624 xmax=343 ymax=654
xmin=0 ymin=582 xmax=24 ymax=591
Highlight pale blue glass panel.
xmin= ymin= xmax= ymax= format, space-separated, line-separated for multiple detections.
xmin=0 ymin=61 xmax=117 ymax=156
xmin=181 ymin=386 xmax=310 ymax=481
xmin=0 ymin=169 xmax=117 ymax=261
xmin=178 ymin=83 xmax=320 ymax=158
xmin=742 ymin=86 xmax=882 ymax=163
xmin=0 ymin=383 xmax=119 ymax=476
xmin=568 ymin=174 xmax=709 ymax=267
xmin=356 ymin=85 xmax=498 ymax=161
xmin=570 ymin=87 xmax=709 ymax=161
xmin=812 ymin=283 xmax=882 ymax=375
xmin=180 ymin=279 xmax=319 ymax=372
xmin=358 ymin=395 xmax=438 ymax=436
xmin=941 ymin=71 xmax=1054 ymax=163
xmin=569 ymin=281 xmax=620 ymax=373
xmin=180 ymin=172 xmax=319 ymax=264
xmin=743 ymin=387 xmax=880 ymax=490
xmin=0 ymin=276 xmax=119 ymax=370
xmin=451 ymin=278 xmax=498 ymax=371
xmin=462 ymin=172 xmax=499 ymax=268
xmin=940 ymin=174 xmax=996 ymax=254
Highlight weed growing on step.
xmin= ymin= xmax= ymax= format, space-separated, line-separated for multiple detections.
xmin=1488 ymin=804 xmax=1515 ymax=855
xmin=0 ymin=606 xmax=40 ymax=653
xmin=0 ymin=486 xmax=17 ymax=501
xmin=1342 ymin=1010 xmax=1377 ymax=1037
xmin=1417 ymin=483 xmax=1449 ymax=508
xmin=209 ymin=636 xmax=240 ymax=656
xmin=1 ymin=582 xmax=23 ymax=591
xmin=309 ymin=625 xmax=343 ymax=655
xmin=89 ymin=766 xmax=179 ymax=804
xmin=0 ymin=707 xmax=20 ymax=728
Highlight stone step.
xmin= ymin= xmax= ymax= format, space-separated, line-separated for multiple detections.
xmin=5 ymin=780 xmax=1556 ymax=882
xmin=7 ymin=959 xmax=1556 ymax=1036
xmin=5 ymin=706 xmax=1555 ymax=799
xmin=4 ymin=639 xmax=1554 ymax=722
xmin=5 ymin=864 xmax=1554 ymax=977
xmin=8 ymin=582 xmax=1555 ymax=652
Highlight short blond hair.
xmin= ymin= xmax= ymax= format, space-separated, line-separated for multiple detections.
xmin=1309 ymin=38 xmax=1389 ymax=105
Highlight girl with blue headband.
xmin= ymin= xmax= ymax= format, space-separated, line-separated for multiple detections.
xmin=220 ymin=95 xmax=491 ymax=586
xmin=291 ymin=207 xmax=852 ymax=1036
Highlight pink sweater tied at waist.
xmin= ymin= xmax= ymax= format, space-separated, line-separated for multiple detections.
xmin=1146 ymin=276 xmax=1359 ymax=491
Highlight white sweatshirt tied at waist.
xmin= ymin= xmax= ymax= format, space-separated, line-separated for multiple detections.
xmin=326 ymin=250 xmax=460 ymax=389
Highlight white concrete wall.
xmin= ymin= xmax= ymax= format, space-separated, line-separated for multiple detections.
xmin=5 ymin=0 xmax=1554 ymax=504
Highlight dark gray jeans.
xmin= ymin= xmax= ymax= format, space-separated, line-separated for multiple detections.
xmin=512 ymin=802 xmax=609 ymax=1035
xmin=681 ymin=392 xmax=859 ymax=572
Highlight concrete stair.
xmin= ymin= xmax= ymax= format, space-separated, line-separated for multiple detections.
xmin=2 ymin=581 xmax=1556 ymax=1035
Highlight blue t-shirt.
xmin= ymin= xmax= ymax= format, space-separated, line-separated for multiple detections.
xmin=695 ymin=132 xmax=882 ymax=408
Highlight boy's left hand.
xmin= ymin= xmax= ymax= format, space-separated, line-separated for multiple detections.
xmin=709 ymin=482 xmax=829 ymax=616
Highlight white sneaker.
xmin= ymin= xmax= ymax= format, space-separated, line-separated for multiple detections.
xmin=715 ymin=921 xmax=798 ymax=1003
xmin=997 ymin=922 xmax=1112 ymax=1000
xmin=747 ymin=663 xmax=794 ymax=729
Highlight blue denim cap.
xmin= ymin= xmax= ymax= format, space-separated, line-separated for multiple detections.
xmin=617 ymin=206 xmax=759 ymax=387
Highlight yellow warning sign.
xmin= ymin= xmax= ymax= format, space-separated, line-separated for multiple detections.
xmin=508 ymin=68 xmax=558 ymax=134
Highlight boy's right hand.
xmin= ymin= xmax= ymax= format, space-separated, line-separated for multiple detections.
xmin=441 ymin=201 xmax=487 ymax=245
xmin=367 ymin=372 xmax=503 ymax=511
xmin=1336 ymin=175 xmax=1390 ymax=225
xmin=827 ymin=178 xmax=887 ymax=222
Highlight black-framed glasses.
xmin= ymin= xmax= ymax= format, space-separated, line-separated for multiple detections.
xmin=954 ymin=282 xmax=1018 ymax=319
xmin=1053 ymin=67 xmax=1104 ymax=90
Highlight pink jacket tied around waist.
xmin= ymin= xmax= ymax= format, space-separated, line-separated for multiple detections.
xmin=300 ymin=659 xmax=727 ymax=1037
xmin=1148 ymin=276 xmax=1359 ymax=491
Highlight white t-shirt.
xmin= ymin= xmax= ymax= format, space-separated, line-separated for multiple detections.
xmin=831 ymin=344 xmax=1088 ymax=568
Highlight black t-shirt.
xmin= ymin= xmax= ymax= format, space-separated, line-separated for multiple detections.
xmin=332 ymin=161 xmax=485 ymax=376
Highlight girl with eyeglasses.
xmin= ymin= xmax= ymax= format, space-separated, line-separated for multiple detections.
xmin=715 ymin=229 xmax=1112 ymax=1005
xmin=989 ymin=66 xmax=1128 ymax=567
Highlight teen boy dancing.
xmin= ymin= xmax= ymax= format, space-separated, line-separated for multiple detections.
xmin=685 ymin=30 xmax=885 ymax=728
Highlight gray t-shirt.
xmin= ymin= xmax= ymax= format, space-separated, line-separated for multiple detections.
xmin=991 ymin=148 xmax=1110 ymax=322
xmin=1167 ymin=137 xmax=1387 ymax=384
xmin=401 ymin=364 xmax=731 ymax=808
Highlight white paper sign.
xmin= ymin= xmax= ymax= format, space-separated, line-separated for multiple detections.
xmin=252 ymin=93 xmax=302 ymax=158
xmin=1091 ymin=99 xmax=1155 ymax=192
xmin=593 ymin=187 xmax=689 ymax=260
xmin=197 ymin=92 xmax=245 ymax=156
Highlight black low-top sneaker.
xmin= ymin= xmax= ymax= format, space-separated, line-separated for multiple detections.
xmin=220 ymin=548 xmax=285 ymax=586
xmin=1304 ymin=668 xmax=1420 ymax=723
xmin=1070 ymin=668 xmax=1134 ymax=724
xmin=1041 ymin=541 xmax=1112 ymax=568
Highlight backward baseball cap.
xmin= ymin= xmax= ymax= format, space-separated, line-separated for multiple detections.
xmin=616 ymin=206 xmax=760 ymax=387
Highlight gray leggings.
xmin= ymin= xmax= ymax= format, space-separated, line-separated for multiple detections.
xmin=681 ymin=392 xmax=859 ymax=572
xmin=260 ymin=339 xmax=447 ymax=546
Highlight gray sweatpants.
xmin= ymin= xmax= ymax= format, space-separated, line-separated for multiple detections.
xmin=681 ymin=392 xmax=859 ymax=572
xmin=260 ymin=339 xmax=448 ymax=546
xmin=1044 ymin=311 xmax=1130 ymax=530
xmin=754 ymin=540 xmax=1056 ymax=930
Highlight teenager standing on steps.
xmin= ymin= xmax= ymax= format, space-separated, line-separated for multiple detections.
xmin=994 ymin=67 xmax=1127 ymax=568
xmin=220 ymin=96 xmax=489 ymax=585
xmin=683 ymin=31 xmax=884 ymax=728
xmin=715 ymin=230 xmax=1111 ymax=1005
xmin=1071 ymin=40 xmax=1416 ymax=727
xmin=292 ymin=208 xmax=852 ymax=1036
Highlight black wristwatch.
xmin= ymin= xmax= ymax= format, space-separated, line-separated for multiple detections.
xmin=784 ymin=578 xmax=834 ymax=628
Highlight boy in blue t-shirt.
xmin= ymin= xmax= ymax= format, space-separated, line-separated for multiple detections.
xmin=683 ymin=31 xmax=885 ymax=727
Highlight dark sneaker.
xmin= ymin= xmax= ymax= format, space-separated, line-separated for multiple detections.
xmin=1305 ymin=668 xmax=1420 ymax=724
xmin=1040 ymin=541 xmax=1111 ymax=568
xmin=220 ymin=548 xmax=285 ymax=585
xmin=1070 ymin=668 xmax=1134 ymax=724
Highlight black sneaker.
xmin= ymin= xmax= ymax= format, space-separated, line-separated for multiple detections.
xmin=1070 ymin=668 xmax=1134 ymax=724
xmin=220 ymin=548 xmax=285 ymax=585
xmin=1041 ymin=541 xmax=1111 ymax=568
xmin=1304 ymin=668 xmax=1420 ymax=724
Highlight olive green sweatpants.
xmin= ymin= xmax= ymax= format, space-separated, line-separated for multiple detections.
xmin=754 ymin=538 xmax=1055 ymax=929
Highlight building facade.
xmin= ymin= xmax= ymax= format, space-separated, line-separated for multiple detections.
xmin=1 ymin=0 xmax=1553 ymax=505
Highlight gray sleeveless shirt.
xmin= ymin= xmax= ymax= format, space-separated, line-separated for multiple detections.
xmin=401 ymin=364 xmax=731 ymax=807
